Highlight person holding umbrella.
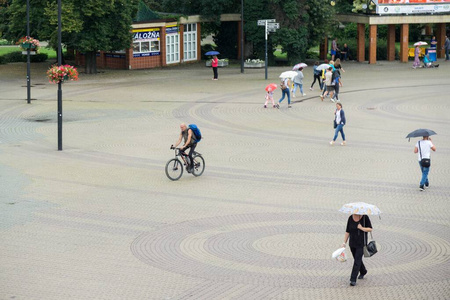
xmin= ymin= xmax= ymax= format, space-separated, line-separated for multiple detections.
xmin=211 ymin=55 xmax=219 ymax=80
xmin=413 ymin=44 xmax=421 ymax=69
xmin=340 ymin=202 xmax=377 ymax=287
xmin=205 ymin=51 xmax=220 ymax=80
xmin=414 ymin=136 xmax=436 ymax=191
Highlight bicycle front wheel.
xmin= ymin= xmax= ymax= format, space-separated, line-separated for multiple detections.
xmin=192 ymin=155 xmax=205 ymax=177
xmin=165 ymin=158 xmax=183 ymax=181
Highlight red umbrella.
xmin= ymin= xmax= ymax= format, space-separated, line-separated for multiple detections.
xmin=265 ymin=83 xmax=278 ymax=92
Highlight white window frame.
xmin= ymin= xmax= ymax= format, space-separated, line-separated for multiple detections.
xmin=183 ymin=23 xmax=197 ymax=61
xmin=133 ymin=40 xmax=160 ymax=54
xmin=166 ymin=33 xmax=180 ymax=64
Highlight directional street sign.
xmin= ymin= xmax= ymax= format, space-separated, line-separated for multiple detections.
xmin=267 ymin=28 xmax=277 ymax=33
xmin=257 ymin=19 xmax=276 ymax=26
xmin=266 ymin=23 xmax=280 ymax=29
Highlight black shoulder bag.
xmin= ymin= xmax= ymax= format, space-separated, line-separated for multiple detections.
xmin=363 ymin=217 xmax=378 ymax=258
xmin=418 ymin=141 xmax=431 ymax=168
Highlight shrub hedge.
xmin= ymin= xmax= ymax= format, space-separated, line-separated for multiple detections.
xmin=0 ymin=51 xmax=48 ymax=63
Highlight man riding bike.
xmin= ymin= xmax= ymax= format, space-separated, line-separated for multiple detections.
xmin=172 ymin=123 xmax=198 ymax=173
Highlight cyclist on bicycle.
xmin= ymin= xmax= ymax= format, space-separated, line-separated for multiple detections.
xmin=172 ymin=123 xmax=198 ymax=173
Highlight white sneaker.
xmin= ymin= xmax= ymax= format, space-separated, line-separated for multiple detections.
xmin=310 ymin=88 xmax=313 ymax=91
xmin=292 ymin=94 xmax=296 ymax=98
xmin=303 ymin=93 xmax=306 ymax=96
xmin=341 ymin=141 xmax=346 ymax=146
xmin=330 ymin=98 xmax=335 ymax=103
xmin=330 ymin=141 xmax=335 ymax=145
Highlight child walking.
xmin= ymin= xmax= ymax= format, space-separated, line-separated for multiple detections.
xmin=264 ymin=90 xmax=276 ymax=108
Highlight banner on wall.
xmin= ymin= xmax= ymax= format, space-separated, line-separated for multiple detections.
xmin=373 ymin=0 xmax=450 ymax=14
xmin=132 ymin=28 xmax=161 ymax=57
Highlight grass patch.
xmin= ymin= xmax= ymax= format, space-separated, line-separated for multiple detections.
xmin=0 ymin=46 xmax=59 ymax=59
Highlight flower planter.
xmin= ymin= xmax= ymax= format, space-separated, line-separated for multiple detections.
xmin=21 ymin=43 xmax=36 ymax=49
xmin=206 ymin=61 xmax=228 ymax=67
xmin=244 ymin=62 xmax=264 ymax=68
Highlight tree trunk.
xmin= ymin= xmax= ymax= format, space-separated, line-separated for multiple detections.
xmin=84 ymin=51 xmax=97 ymax=74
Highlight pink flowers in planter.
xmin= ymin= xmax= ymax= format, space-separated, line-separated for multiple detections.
xmin=47 ymin=65 xmax=79 ymax=84
xmin=18 ymin=36 xmax=40 ymax=50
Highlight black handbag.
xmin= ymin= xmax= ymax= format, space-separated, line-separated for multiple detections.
xmin=363 ymin=218 xmax=377 ymax=258
xmin=333 ymin=120 xmax=337 ymax=129
xmin=418 ymin=141 xmax=431 ymax=168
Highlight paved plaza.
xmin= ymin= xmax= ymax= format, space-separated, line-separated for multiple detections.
xmin=0 ymin=60 xmax=449 ymax=299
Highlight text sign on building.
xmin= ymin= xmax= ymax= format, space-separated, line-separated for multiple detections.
xmin=374 ymin=0 xmax=450 ymax=14
xmin=166 ymin=25 xmax=179 ymax=34
xmin=133 ymin=29 xmax=160 ymax=40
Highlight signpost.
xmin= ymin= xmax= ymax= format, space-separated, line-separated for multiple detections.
xmin=257 ymin=19 xmax=279 ymax=80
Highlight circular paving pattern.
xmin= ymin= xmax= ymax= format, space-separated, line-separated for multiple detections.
xmin=131 ymin=212 xmax=450 ymax=288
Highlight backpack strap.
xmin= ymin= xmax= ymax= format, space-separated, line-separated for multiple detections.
xmin=418 ymin=141 xmax=422 ymax=160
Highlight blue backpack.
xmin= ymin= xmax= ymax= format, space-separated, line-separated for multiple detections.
xmin=189 ymin=124 xmax=202 ymax=143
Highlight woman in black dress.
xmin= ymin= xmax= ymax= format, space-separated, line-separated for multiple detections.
xmin=342 ymin=214 xmax=372 ymax=286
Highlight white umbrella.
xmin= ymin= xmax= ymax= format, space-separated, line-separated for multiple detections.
xmin=279 ymin=71 xmax=298 ymax=79
xmin=339 ymin=202 xmax=381 ymax=216
xmin=316 ymin=63 xmax=331 ymax=71
xmin=292 ymin=63 xmax=307 ymax=70
xmin=414 ymin=41 xmax=428 ymax=46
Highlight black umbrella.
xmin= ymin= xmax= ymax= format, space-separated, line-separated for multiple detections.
xmin=406 ymin=129 xmax=437 ymax=141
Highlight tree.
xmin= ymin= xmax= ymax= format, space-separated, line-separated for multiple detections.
xmin=160 ymin=0 xmax=335 ymax=65
xmin=5 ymin=0 xmax=138 ymax=74
xmin=44 ymin=0 xmax=138 ymax=74
xmin=4 ymin=0 xmax=46 ymax=42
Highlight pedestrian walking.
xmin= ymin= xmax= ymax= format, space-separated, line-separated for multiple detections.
xmin=342 ymin=214 xmax=373 ymax=286
xmin=292 ymin=68 xmax=306 ymax=97
xmin=331 ymin=59 xmax=344 ymax=102
xmin=211 ymin=55 xmax=219 ymax=80
xmin=277 ymin=77 xmax=291 ymax=108
xmin=330 ymin=102 xmax=346 ymax=145
xmin=414 ymin=136 xmax=436 ymax=191
xmin=443 ymin=35 xmax=450 ymax=61
xmin=320 ymin=67 xmax=335 ymax=102
xmin=264 ymin=90 xmax=276 ymax=108
xmin=413 ymin=45 xmax=421 ymax=69
xmin=331 ymin=37 xmax=338 ymax=61
xmin=310 ymin=61 xmax=322 ymax=91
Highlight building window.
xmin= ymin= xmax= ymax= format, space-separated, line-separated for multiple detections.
xmin=166 ymin=34 xmax=180 ymax=64
xmin=183 ymin=23 xmax=197 ymax=61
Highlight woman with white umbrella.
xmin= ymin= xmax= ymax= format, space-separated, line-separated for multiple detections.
xmin=340 ymin=202 xmax=378 ymax=286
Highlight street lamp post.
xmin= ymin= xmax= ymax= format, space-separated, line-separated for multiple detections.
xmin=240 ymin=0 xmax=244 ymax=73
xmin=26 ymin=0 xmax=31 ymax=104
xmin=57 ymin=0 xmax=63 ymax=150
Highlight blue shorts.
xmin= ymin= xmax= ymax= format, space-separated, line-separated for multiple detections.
xmin=331 ymin=50 xmax=336 ymax=55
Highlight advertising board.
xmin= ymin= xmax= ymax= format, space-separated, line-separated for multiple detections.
xmin=373 ymin=0 xmax=450 ymax=14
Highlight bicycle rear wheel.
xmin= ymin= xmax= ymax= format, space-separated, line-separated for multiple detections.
xmin=165 ymin=159 xmax=183 ymax=181
xmin=192 ymin=155 xmax=205 ymax=177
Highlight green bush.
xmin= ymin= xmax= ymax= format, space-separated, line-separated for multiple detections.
xmin=3 ymin=51 xmax=24 ymax=63
xmin=0 ymin=51 xmax=48 ymax=63
xmin=306 ymin=49 xmax=319 ymax=60
xmin=30 ymin=53 xmax=48 ymax=62
xmin=340 ymin=39 xmax=399 ymax=61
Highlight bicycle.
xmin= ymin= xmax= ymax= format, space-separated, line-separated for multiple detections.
xmin=165 ymin=146 xmax=205 ymax=181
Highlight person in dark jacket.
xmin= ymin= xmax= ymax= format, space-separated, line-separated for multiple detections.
xmin=330 ymin=102 xmax=346 ymax=145
xmin=342 ymin=214 xmax=372 ymax=286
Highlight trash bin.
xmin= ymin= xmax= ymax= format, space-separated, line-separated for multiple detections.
xmin=428 ymin=48 xmax=437 ymax=62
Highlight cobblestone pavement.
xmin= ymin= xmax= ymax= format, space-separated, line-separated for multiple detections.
xmin=0 ymin=60 xmax=449 ymax=300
